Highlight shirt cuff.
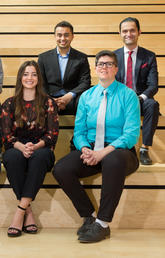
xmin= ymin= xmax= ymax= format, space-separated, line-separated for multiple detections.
xmin=69 ymin=92 xmax=76 ymax=98
xmin=140 ymin=94 xmax=147 ymax=101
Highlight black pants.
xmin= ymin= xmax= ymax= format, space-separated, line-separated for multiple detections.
xmin=3 ymin=147 xmax=55 ymax=200
xmin=53 ymin=148 xmax=139 ymax=222
xmin=141 ymin=98 xmax=159 ymax=146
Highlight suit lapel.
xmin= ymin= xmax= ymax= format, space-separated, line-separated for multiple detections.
xmin=135 ymin=47 xmax=143 ymax=86
xmin=120 ymin=48 xmax=125 ymax=82
xmin=117 ymin=48 xmax=125 ymax=83
xmin=52 ymin=48 xmax=62 ymax=84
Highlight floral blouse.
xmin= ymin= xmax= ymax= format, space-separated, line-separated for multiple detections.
xmin=1 ymin=96 xmax=59 ymax=151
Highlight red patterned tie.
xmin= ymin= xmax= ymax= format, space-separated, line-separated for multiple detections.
xmin=126 ymin=51 xmax=133 ymax=88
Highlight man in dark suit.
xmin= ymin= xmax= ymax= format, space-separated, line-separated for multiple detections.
xmin=38 ymin=21 xmax=91 ymax=115
xmin=114 ymin=17 xmax=159 ymax=165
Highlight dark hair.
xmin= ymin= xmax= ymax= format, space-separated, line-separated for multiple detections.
xmin=54 ymin=21 xmax=74 ymax=34
xmin=119 ymin=17 xmax=140 ymax=32
xmin=95 ymin=50 xmax=118 ymax=67
xmin=14 ymin=60 xmax=47 ymax=127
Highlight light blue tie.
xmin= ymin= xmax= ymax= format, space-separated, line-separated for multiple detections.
xmin=94 ymin=90 xmax=107 ymax=151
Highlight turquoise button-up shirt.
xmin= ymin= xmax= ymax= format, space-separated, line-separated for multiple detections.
xmin=73 ymin=80 xmax=140 ymax=151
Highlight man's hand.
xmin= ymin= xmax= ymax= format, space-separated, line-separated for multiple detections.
xmin=55 ymin=93 xmax=73 ymax=111
xmin=55 ymin=98 xmax=66 ymax=110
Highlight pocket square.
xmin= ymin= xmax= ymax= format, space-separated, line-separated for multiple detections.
xmin=141 ymin=63 xmax=148 ymax=69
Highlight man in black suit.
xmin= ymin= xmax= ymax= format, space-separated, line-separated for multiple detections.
xmin=38 ymin=21 xmax=91 ymax=115
xmin=114 ymin=17 xmax=159 ymax=165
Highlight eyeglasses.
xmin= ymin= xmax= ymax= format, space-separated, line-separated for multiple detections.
xmin=96 ymin=62 xmax=116 ymax=68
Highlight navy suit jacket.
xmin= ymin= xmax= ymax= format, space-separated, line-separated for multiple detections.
xmin=38 ymin=47 xmax=91 ymax=97
xmin=114 ymin=46 xmax=158 ymax=98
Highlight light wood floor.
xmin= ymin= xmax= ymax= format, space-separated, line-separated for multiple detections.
xmin=0 ymin=228 xmax=165 ymax=258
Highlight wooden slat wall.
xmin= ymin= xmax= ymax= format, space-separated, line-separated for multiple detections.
xmin=1 ymin=0 xmax=165 ymax=5
xmin=0 ymin=13 xmax=164 ymax=32
xmin=0 ymin=1 xmax=164 ymax=115
xmin=0 ymin=34 xmax=165 ymax=54
xmin=0 ymin=1 xmax=165 ymax=230
xmin=0 ymin=6 xmax=165 ymax=13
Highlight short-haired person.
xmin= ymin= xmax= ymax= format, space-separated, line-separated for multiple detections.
xmin=38 ymin=21 xmax=91 ymax=115
xmin=114 ymin=17 xmax=159 ymax=165
xmin=1 ymin=61 xmax=59 ymax=237
xmin=53 ymin=50 xmax=140 ymax=243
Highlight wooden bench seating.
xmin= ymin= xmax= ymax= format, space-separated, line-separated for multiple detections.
xmin=0 ymin=0 xmax=164 ymax=230
xmin=1 ymin=168 xmax=165 ymax=229
xmin=1 ymin=149 xmax=165 ymax=230
xmin=0 ymin=115 xmax=165 ymax=229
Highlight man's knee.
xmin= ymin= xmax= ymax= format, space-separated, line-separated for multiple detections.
xmin=143 ymin=99 xmax=159 ymax=113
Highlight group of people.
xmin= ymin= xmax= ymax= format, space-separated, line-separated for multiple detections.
xmin=0 ymin=17 xmax=159 ymax=243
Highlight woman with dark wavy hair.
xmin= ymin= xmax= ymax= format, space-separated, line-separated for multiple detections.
xmin=1 ymin=60 xmax=59 ymax=237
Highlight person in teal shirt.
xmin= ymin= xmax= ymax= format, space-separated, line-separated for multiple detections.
xmin=73 ymin=78 xmax=140 ymax=151
xmin=53 ymin=50 xmax=140 ymax=243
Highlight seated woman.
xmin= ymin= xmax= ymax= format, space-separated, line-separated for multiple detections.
xmin=53 ymin=50 xmax=140 ymax=243
xmin=1 ymin=60 xmax=59 ymax=237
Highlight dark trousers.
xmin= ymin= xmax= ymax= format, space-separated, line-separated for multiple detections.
xmin=53 ymin=148 xmax=139 ymax=222
xmin=3 ymin=147 xmax=55 ymax=200
xmin=141 ymin=98 xmax=159 ymax=146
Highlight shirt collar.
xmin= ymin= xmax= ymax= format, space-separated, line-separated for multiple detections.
xmin=56 ymin=47 xmax=70 ymax=57
xmin=98 ymin=80 xmax=118 ymax=96
xmin=124 ymin=46 xmax=138 ymax=55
